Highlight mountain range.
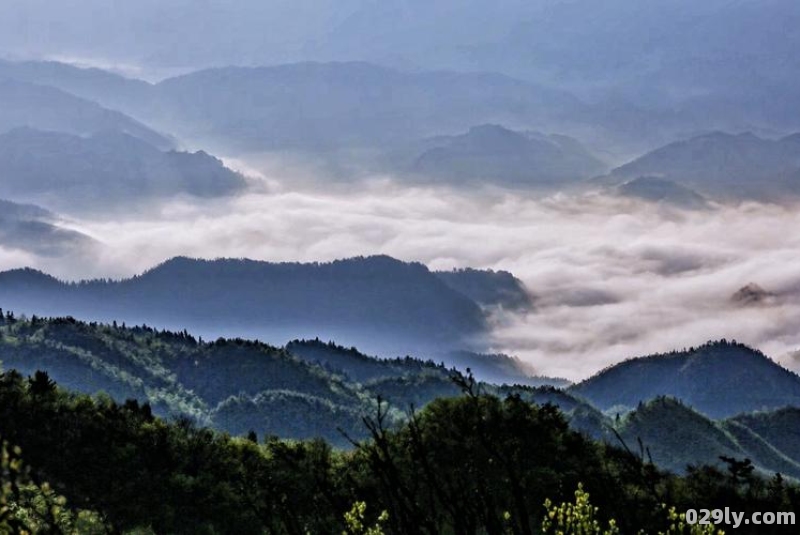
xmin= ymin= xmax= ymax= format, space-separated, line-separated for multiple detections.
xmin=411 ymin=124 xmax=607 ymax=187
xmin=0 ymin=255 xmax=536 ymax=361
xmin=601 ymin=131 xmax=800 ymax=202
xmin=1 ymin=313 xmax=799 ymax=479
xmin=0 ymin=75 xmax=169 ymax=149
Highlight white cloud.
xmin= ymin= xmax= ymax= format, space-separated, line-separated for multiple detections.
xmin=4 ymin=181 xmax=800 ymax=381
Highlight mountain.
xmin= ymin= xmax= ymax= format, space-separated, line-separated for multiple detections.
xmin=0 ymin=256 xmax=491 ymax=357
xmin=616 ymin=397 xmax=800 ymax=479
xmin=615 ymin=176 xmax=708 ymax=209
xmin=0 ymin=127 xmax=245 ymax=210
xmin=144 ymin=63 xmax=584 ymax=153
xmin=0 ymin=58 xmax=152 ymax=113
xmin=411 ymin=124 xmax=606 ymax=188
xmin=569 ymin=340 xmax=800 ymax=419
xmin=0 ymin=77 xmax=170 ymax=149
xmin=602 ymin=132 xmax=800 ymax=201
xmin=444 ymin=350 xmax=568 ymax=388
xmin=0 ymin=314 xmax=564 ymax=446
xmin=0 ymin=198 xmax=95 ymax=256
xmin=731 ymin=283 xmax=777 ymax=307
xmin=433 ymin=266 xmax=534 ymax=311
xmin=728 ymin=407 xmax=800 ymax=464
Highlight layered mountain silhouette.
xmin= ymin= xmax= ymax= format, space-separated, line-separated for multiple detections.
xmin=569 ymin=340 xmax=800 ymax=419
xmin=2 ymin=313 xmax=799 ymax=473
xmin=0 ymin=76 xmax=169 ymax=149
xmin=412 ymin=124 xmax=606 ymax=187
xmin=0 ymin=198 xmax=94 ymax=256
xmin=602 ymin=132 xmax=800 ymax=201
xmin=0 ymin=315 xmax=564 ymax=445
xmin=615 ymin=176 xmax=708 ymax=209
xmin=0 ymin=127 xmax=245 ymax=210
xmin=150 ymin=63 xmax=585 ymax=152
xmin=0 ymin=298 xmax=798 ymax=470
xmin=0 ymin=60 xmax=583 ymax=153
xmin=0 ymin=256 xmax=525 ymax=357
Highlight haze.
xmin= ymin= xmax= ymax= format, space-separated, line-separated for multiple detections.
xmin=2 ymin=0 xmax=800 ymax=381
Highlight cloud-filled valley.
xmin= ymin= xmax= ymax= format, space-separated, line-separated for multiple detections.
xmin=4 ymin=172 xmax=800 ymax=381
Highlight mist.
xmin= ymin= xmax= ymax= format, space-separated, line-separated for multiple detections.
xmin=3 ymin=171 xmax=800 ymax=382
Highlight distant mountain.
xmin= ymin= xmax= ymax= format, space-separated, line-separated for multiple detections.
xmin=0 ymin=256 xmax=491 ymax=357
xmin=615 ymin=176 xmax=708 ymax=209
xmin=0 ymin=59 xmax=151 ymax=114
xmin=616 ymin=397 xmax=800 ymax=478
xmin=602 ymin=132 xmax=800 ymax=201
xmin=143 ymin=63 xmax=584 ymax=152
xmin=731 ymin=283 xmax=777 ymax=307
xmin=412 ymin=124 xmax=606 ymax=187
xmin=0 ymin=127 xmax=245 ymax=209
xmin=0 ymin=198 xmax=94 ymax=256
xmin=0 ymin=77 xmax=170 ymax=149
xmin=434 ymin=266 xmax=534 ymax=311
xmin=569 ymin=340 xmax=800 ymax=419
xmin=445 ymin=350 xmax=569 ymax=388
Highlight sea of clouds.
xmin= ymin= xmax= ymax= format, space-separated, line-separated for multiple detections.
xmin=2 ymin=174 xmax=800 ymax=381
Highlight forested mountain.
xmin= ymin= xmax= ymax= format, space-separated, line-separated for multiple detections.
xmin=0 ymin=256 xmax=508 ymax=357
xmin=3 ymin=313 xmax=800 ymax=485
xmin=0 ymin=314 xmax=567 ymax=447
xmin=3 ymin=371 xmax=797 ymax=534
xmin=570 ymin=340 xmax=800 ymax=418
xmin=0 ymin=76 xmax=169 ymax=149
xmin=602 ymin=131 xmax=800 ymax=201
xmin=0 ymin=198 xmax=95 ymax=256
xmin=433 ymin=266 xmax=533 ymax=311
xmin=0 ymin=127 xmax=245 ymax=209
xmin=412 ymin=124 xmax=607 ymax=187
xmin=616 ymin=397 xmax=800 ymax=479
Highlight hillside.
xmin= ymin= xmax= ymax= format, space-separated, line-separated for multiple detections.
xmin=569 ymin=340 xmax=800 ymax=419
xmin=412 ymin=124 xmax=606 ymax=187
xmin=146 ymin=63 xmax=583 ymax=152
xmin=4 ymin=367 xmax=794 ymax=534
xmin=0 ymin=314 xmax=572 ymax=446
xmin=603 ymin=132 xmax=800 ymax=201
xmin=0 ymin=127 xmax=245 ymax=209
xmin=728 ymin=408 xmax=800 ymax=465
xmin=0 ymin=256 xmax=497 ymax=358
xmin=616 ymin=397 xmax=800 ymax=479
xmin=0 ymin=76 xmax=169 ymax=149
xmin=433 ymin=266 xmax=534 ymax=311
xmin=0 ymin=198 xmax=95 ymax=256
xmin=615 ymin=176 xmax=708 ymax=209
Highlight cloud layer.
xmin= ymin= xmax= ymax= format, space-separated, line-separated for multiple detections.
xmin=3 ymin=178 xmax=800 ymax=381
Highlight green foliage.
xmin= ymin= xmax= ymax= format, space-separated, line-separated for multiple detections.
xmin=0 ymin=323 xmax=799 ymax=534
xmin=0 ymin=438 xmax=108 ymax=534
xmin=542 ymin=484 xmax=620 ymax=534
xmin=542 ymin=484 xmax=724 ymax=535
xmin=342 ymin=501 xmax=388 ymax=535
